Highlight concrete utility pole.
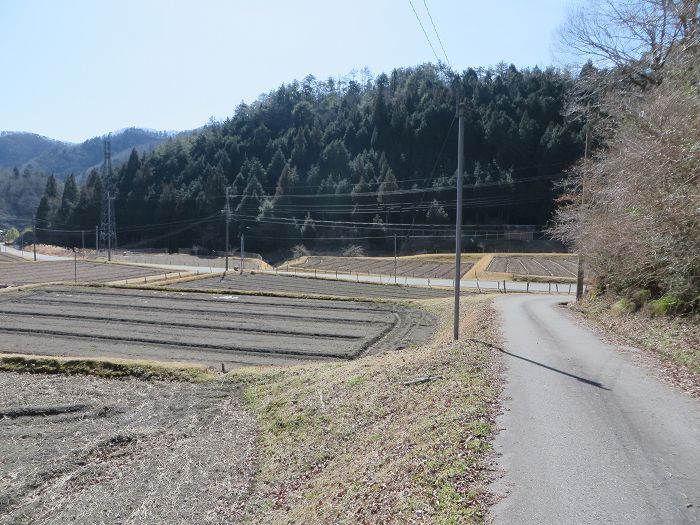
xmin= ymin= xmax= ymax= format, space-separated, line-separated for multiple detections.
xmin=240 ymin=233 xmax=244 ymax=274
xmin=394 ymin=234 xmax=397 ymax=284
xmin=107 ymin=189 xmax=112 ymax=261
xmin=576 ymin=115 xmax=590 ymax=301
xmin=32 ymin=214 xmax=36 ymax=261
xmin=454 ymin=102 xmax=466 ymax=340
xmin=223 ymin=186 xmax=231 ymax=272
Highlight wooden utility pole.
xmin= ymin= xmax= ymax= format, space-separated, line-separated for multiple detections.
xmin=454 ymin=102 xmax=466 ymax=340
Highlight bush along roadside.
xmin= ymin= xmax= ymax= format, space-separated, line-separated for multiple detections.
xmin=230 ymin=296 xmax=503 ymax=525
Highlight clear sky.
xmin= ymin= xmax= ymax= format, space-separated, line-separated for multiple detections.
xmin=0 ymin=0 xmax=571 ymax=143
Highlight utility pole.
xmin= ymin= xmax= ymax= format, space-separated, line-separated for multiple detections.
xmin=107 ymin=189 xmax=112 ymax=261
xmin=32 ymin=214 xmax=36 ymax=261
xmin=394 ymin=233 xmax=397 ymax=284
xmin=240 ymin=233 xmax=244 ymax=274
xmin=576 ymin=114 xmax=590 ymax=301
xmin=222 ymin=186 xmax=231 ymax=272
xmin=454 ymin=102 xmax=466 ymax=341
xmin=95 ymin=225 xmax=98 ymax=256
xmin=81 ymin=230 xmax=85 ymax=252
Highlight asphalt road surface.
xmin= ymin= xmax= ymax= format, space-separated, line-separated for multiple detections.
xmin=491 ymin=295 xmax=700 ymax=525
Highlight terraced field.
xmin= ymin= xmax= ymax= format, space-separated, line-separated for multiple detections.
xmin=0 ymin=261 xmax=172 ymax=287
xmin=178 ymin=272 xmax=453 ymax=300
xmin=0 ymin=252 xmax=23 ymax=263
xmin=286 ymin=256 xmax=472 ymax=279
xmin=486 ymin=255 xmax=577 ymax=278
xmin=0 ymin=287 xmax=435 ymax=368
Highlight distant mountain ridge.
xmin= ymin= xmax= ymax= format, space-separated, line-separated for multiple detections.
xmin=0 ymin=127 xmax=193 ymax=181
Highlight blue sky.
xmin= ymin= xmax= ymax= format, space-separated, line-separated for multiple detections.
xmin=1 ymin=0 xmax=571 ymax=142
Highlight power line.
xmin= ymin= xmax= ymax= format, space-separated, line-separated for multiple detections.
xmin=422 ymin=0 xmax=451 ymax=67
xmin=407 ymin=0 xmax=442 ymax=64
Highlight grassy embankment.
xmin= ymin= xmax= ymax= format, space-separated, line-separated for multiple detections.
xmin=231 ymin=295 xmax=501 ymax=524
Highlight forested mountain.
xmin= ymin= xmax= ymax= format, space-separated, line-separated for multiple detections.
xmin=35 ymin=63 xmax=585 ymax=254
xmin=0 ymin=128 xmax=180 ymax=182
xmin=0 ymin=166 xmax=55 ymax=229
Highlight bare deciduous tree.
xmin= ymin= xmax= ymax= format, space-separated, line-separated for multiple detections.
xmin=552 ymin=1 xmax=700 ymax=310
xmin=557 ymin=0 xmax=699 ymax=86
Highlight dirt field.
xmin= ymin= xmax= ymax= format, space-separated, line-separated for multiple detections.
xmin=0 ymin=261 xmax=172 ymax=287
xmin=486 ymin=255 xmax=577 ymax=278
xmin=111 ymin=252 xmax=271 ymax=270
xmin=0 ymin=372 xmax=255 ymax=524
xmin=0 ymin=252 xmax=22 ymax=263
xmin=0 ymin=286 xmax=435 ymax=368
xmin=177 ymin=272 xmax=454 ymax=300
xmin=285 ymin=255 xmax=473 ymax=279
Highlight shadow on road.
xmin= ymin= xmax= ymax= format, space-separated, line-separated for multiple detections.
xmin=467 ymin=338 xmax=611 ymax=390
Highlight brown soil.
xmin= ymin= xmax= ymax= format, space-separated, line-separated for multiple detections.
xmin=0 ymin=286 xmax=436 ymax=369
xmin=111 ymin=252 xmax=272 ymax=271
xmin=285 ymin=255 xmax=473 ymax=279
xmin=176 ymin=272 xmax=455 ymax=300
xmin=0 ymin=372 xmax=256 ymax=524
xmin=0 ymin=261 xmax=173 ymax=287
xmin=486 ymin=255 xmax=577 ymax=278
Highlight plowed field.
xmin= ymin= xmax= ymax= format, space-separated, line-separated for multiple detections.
xmin=179 ymin=272 xmax=452 ymax=300
xmin=287 ymin=256 xmax=472 ymax=279
xmin=486 ymin=255 xmax=577 ymax=278
xmin=0 ymin=261 xmax=171 ymax=287
xmin=0 ymin=372 xmax=255 ymax=523
xmin=0 ymin=287 xmax=435 ymax=368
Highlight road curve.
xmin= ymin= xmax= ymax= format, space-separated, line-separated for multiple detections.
xmin=490 ymin=294 xmax=700 ymax=525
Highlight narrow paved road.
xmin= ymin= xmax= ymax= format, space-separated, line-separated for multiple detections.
xmin=491 ymin=295 xmax=700 ymax=525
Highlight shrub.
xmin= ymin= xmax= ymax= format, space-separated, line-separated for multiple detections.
xmin=4 ymin=227 xmax=19 ymax=243
xmin=629 ymin=289 xmax=652 ymax=309
xmin=646 ymin=295 xmax=681 ymax=317
xmin=611 ymin=298 xmax=636 ymax=316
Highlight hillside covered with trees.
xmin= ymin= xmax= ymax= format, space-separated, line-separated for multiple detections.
xmin=0 ymin=128 xmax=180 ymax=184
xmin=33 ymin=63 xmax=585 ymax=254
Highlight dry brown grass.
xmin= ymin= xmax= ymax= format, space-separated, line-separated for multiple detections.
xmin=570 ymin=298 xmax=700 ymax=397
xmin=0 ymin=353 xmax=216 ymax=382
xmin=231 ymin=295 xmax=501 ymax=524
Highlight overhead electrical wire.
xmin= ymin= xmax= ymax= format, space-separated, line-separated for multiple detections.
xmin=422 ymin=0 xmax=451 ymax=67
xmin=407 ymin=0 xmax=442 ymax=65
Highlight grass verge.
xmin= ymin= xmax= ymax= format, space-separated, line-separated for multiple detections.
xmin=0 ymin=354 xmax=216 ymax=382
xmin=230 ymin=295 xmax=501 ymax=524
xmin=570 ymin=298 xmax=700 ymax=394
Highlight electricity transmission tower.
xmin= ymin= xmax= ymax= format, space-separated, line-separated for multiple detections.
xmin=99 ymin=135 xmax=117 ymax=260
